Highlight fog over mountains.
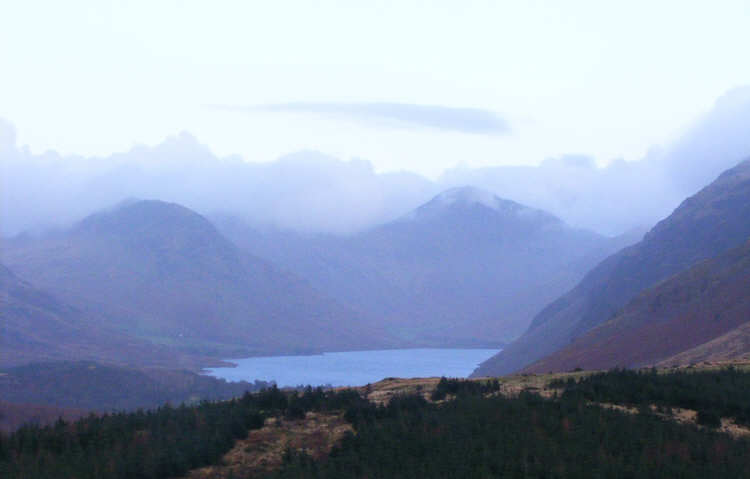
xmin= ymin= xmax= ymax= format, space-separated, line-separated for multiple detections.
xmin=441 ymin=87 xmax=750 ymax=235
xmin=1 ymin=187 xmax=628 ymax=361
xmin=2 ymin=85 xmax=750 ymax=383
xmin=2 ymin=200 xmax=390 ymax=360
xmin=2 ymin=87 xmax=750 ymax=239
xmin=216 ymin=186 xmax=633 ymax=346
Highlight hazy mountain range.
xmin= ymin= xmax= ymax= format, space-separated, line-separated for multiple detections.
xmin=2 ymin=86 xmax=750 ymax=384
xmin=2 ymin=200 xmax=390 ymax=361
xmin=217 ymin=186 xmax=635 ymax=346
xmin=3 ymin=188 xmax=632 ymax=363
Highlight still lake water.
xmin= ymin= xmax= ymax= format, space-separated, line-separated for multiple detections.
xmin=204 ymin=348 xmax=500 ymax=388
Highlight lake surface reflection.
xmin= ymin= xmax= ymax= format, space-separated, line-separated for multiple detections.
xmin=204 ymin=348 xmax=500 ymax=387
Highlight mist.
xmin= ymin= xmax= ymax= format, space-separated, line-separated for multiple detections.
xmin=0 ymin=128 xmax=437 ymax=236
xmin=2 ymin=87 xmax=750 ymax=238
xmin=440 ymin=87 xmax=750 ymax=236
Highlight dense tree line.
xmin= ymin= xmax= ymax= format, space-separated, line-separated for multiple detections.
xmin=431 ymin=376 xmax=501 ymax=400
xmin=5 ymin=370 xmax=750 ymax=478
xmin=551 ymin=367 xmax=750 ymax=426
xmin=0 ymin=387 xmax=367 ymax=479
xmin=275 ymin=390 xmax=750 ymax=478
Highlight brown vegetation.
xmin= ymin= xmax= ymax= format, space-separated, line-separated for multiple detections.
xmin=523 ymin=238 xmax=750 ymax=373
xmin=182 ymin=412 xmax=352 ymax=479
xmin=476 ymin=159 xmax=750 ymax=377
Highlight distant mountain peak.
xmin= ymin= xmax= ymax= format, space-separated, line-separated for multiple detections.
xmin=433 ymin=186 xmax=517 ymax=211
xmin=75 ymin=199 xmax=213 ymax=234
xmin=405 ymin=186 xmax=561 ymax=228
xmin=414 ymin=186 xmax=530 ymax=216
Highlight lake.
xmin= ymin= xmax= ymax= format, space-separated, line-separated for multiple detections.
xmin=204 ymin=348 xmax=500 ymax=387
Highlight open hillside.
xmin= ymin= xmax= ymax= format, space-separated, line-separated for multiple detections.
xmin=474 ymin=158 xmax=750 ymax=376
xmin=524 ymin=238 xmax=750 ymax=373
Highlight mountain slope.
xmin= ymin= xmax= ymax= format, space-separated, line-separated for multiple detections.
xmin=2 ymin=200 xmax=386 ymax=357
xmin=474 ymin=158 xmax=750 ymax=376
xmin=523 ymin=238 xmax=750 ymax=372
xmin=0 ymin=263 xmax=208 ymax=369
xmin=218 ymin=187 xmax=630 ymax=346
xmin=655 ymin=322 xmax=750 ymax=366
xmin=1 ymin=261 xmax=106 ymax=366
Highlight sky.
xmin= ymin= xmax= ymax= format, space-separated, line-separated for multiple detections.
xmin=2 ymin=1 xmax=750 ymax=178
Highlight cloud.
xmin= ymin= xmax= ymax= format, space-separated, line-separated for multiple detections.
xmin=3 ymin=86 xmax=750 ymax=238
xmin=0 ymin=133 xmax=438 ymax=236
xmin=215 ymin=102 xmax=510 ymax=135
xmin=440 ymin=87 xmax=750 ymax=236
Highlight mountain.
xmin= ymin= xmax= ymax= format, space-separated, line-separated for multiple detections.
xmin=2 ymin=200 xmax=387 ymax=358
xmin=217 ymin=187 xmax=631 ymax=347
xmin=0 ymin=262 xmax=210 ymax=369
xmin=474 ymin=158 xmax=750 ymax=376
xmin=523 ymin=238 xmax=750 ymax=372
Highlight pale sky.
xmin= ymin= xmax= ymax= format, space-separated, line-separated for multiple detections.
xmin=2 ymin=0 xmax=750 ymax=178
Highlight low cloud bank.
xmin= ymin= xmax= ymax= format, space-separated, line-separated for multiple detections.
xmin=2 ymin=87 xmax=749 ymax=237
xmin=0 ymin=129 xmax=437 ymax=236
xmin=441 ymin=87 xmax=750 ymax=235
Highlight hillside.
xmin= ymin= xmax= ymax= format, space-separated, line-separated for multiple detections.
xmin=523 ymin=238 xmax=750 ymax=372
xmin=656 ymin=323 xmax=750 ymax=367
xmin=218 ymin=187 xmax=629 ymax=347
xmin=2 ymin=200 xmax=388 ymax=358
xmin=0 ymin=263 xmax=213 ymax=369
xmin=474 ymin=158 xmax=750 ymax=376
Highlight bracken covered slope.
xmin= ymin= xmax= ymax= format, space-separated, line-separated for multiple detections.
xmin=474 ymin=158 xmax=750 ymax=376
xmin=524 ymin=238 xmax=750 ymax=372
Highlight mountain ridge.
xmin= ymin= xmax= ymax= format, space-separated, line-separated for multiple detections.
xmin=523 ymin=237 xmax=750 ymax=373
xmin=473 ymin=158 xmax=750 ymax=377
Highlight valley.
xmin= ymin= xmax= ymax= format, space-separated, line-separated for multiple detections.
xmin=3 ymin=14 xmax=750 ymax=475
